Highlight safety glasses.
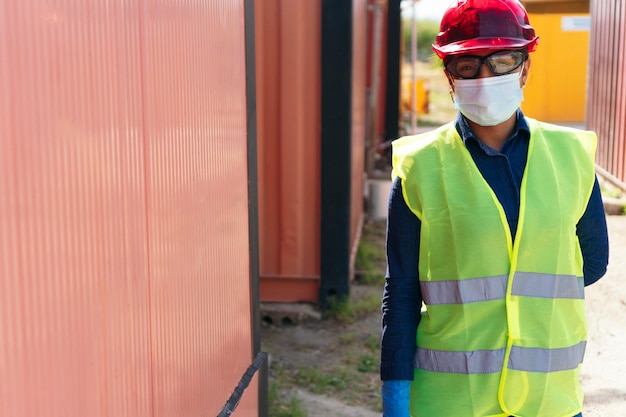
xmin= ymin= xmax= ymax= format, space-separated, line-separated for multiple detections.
xmin=445 ymin=50 xmax=527 ymax=79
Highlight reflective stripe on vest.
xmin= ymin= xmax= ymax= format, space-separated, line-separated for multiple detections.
xmin=415 ymin=341 xmax=586 ymax=374
xmin=422 ymin=272 xmax=584 ymax=305
xmin=511 ymin=272 xmax=584 ymax=299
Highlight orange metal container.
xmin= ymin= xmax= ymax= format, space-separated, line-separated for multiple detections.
xmin=0 ymin=1 xmax=260 ymax=416
xmin=254 ymin=0 xmax=323 ymax=303
xmin=255 ymin=0 xmax=368 ymax=304
xmin=587 ymin=0 xmax=626 ymax=182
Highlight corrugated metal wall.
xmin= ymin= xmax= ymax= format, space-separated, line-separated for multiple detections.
xmin=0 ymin=1 xmax=258 ymax=416
xmin=256 ymin=0 xmax=368 ymax=304
xmin=255 ymin=0 xmax=322 ymax=303
xmin=366 ymin=0 xmax=389 ymax=167
xmin=351 ymin=0 xmax=368 ymax=274
xmin=588 ymin=0 xmax=626 ymax=182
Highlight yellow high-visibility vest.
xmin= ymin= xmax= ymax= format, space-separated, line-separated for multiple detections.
xmin=392 ymin=118 xmax=596 ymax=417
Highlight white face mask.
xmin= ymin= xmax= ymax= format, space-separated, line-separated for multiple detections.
xmin=452 ymin=71 xmax=524 ymax=126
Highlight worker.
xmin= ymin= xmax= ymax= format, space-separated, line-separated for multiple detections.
xmin=380 ymin=1 xmax=610 ymax=416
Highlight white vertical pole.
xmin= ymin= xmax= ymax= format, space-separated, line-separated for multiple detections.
xmin=410 ymin=0 xmax=418 ymax=134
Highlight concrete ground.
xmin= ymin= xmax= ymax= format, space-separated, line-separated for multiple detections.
xmin=581 ymin=214 xmax=626 ymax=416
xmin=293 ymin=214 xmax=626 ymax=417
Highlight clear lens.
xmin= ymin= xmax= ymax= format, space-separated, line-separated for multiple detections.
xmin=447 ymin=56 xmax=482 ymax=79
xmin=446 ymin=51 xmax=525 ymax=79
xmin=487 ymin=52 xmax=524 ymax=74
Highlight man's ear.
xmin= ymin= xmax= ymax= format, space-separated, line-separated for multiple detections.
xmin=444 ymin=70 xmax=455 ymax=93
xmin=521 ymin=58 xmax=531 ymax=87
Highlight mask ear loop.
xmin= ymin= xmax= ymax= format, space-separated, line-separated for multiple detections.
xmin=445 ymin=69 xmax=456 ymax=102
xmin=519 ymin=61 xmax=528 ymax=87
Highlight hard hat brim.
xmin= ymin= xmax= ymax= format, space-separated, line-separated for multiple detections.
xmin=432 ymin=37 xmax=538 ymax=59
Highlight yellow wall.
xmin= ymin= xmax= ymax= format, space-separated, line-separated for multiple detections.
xmin=522 ymin=13 xmax=590 ymax=122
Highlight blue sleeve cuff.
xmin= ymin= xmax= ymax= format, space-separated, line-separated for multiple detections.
xmin=382 ymin=380 xmax=411 ymax=417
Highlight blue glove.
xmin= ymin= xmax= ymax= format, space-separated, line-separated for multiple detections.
xmin=381 ymin=380 xmax=411 ymax=417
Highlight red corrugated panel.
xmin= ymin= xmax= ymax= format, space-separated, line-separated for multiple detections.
xmin=351 ymin=0 xmax=368 ymax=275
xmin=587 ymin=1 xmax=602 ymax=163
xmin=0 ymin=1 xmax=256 ymax=416
xmin=377 ymin=3 xmax=390 ymax=146
xmin=615 ymin=1 xmax=626 ymax=181
xmin=365 ymin=0 xmax=389 ymax=146
xmin=141 ymin=1 xmax=256 ymax=416
xmin=1 ymin=2 xmax=152 ymax=415
xmin=256 ymin=0 xmax=322 ymax=302
xmin=588 ymin=0 xmax=626 ymax=182
xmin=364 ymin=0 xmax=393 ymax=175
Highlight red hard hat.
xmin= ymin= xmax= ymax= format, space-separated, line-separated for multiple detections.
xmin=432 ymin=0 xmax=539 ymax=59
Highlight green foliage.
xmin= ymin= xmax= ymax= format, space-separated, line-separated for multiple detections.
xmin=357 ymin=354 xmax=377 ymax=373
xmin=365 ymin=334 xmax=380 ymax=352
xmin=355 ymin=240 xmax=385 ymax=285
xmin=268 ymin=382 xmax=307 ymax=417
xmin=338 ymin=331 xmax=357 ymax=345
xmin=402 ymin=19 xmax=440 ymax=62
xmin=295 ymin=366 xmax=354 ymax=394
xmin=355 ymin=221 xmax=387 ymax=285
xmin=324 ymin=290 xmax=381 ymax=324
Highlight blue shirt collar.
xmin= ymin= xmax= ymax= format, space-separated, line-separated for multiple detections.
xmin=455 ymin=109 xmax=530 ymax=154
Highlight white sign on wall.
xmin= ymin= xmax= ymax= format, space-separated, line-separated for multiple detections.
xmin=562 ymin=16 xmax=591 ymax=32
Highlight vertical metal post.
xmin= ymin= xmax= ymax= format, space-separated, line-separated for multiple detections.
xmin=244 ymin=0 xmax=267 ymax=415
xmin=385 ymin=0 xmax=402 ymax=142
xmin=320 ymin=0 xmax=353 ymax=307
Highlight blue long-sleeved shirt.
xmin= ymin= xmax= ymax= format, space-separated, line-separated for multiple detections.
xmin=381 ymin=110 xmax=610 ymax=382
